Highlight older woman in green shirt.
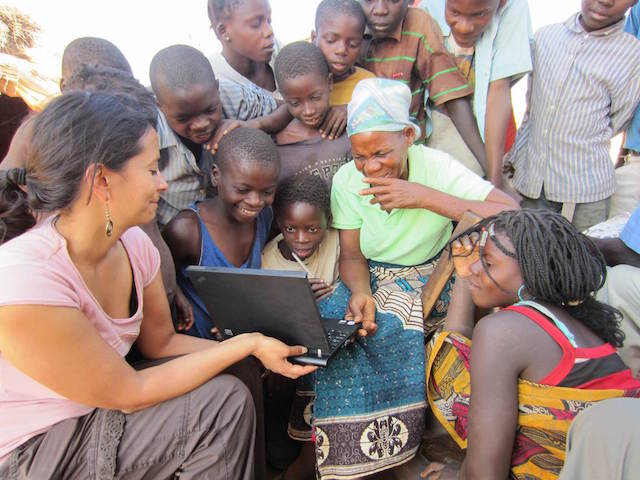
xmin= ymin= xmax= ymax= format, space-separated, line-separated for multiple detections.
xmin=310 ymin=78 xmax=517 ymax=479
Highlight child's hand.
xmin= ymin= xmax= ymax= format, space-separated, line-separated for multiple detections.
xmin=346 ymin=292 xmax=377 ymax=337
xmin=309 ymin=277 xmax=334 ymax=300
xmin=451 ymin=231 xmax=480 ymax=278
xmin=174 ymin=288 xmax=194 ymax=331
xmin=319 ymin=105 xmax=347 ymax=140
xmin=206 ymin=119 xmax=246 ymax=154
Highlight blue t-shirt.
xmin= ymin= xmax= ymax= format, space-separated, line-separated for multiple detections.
xmin=624 ymin=5 xmax=640 ymax=151
xmin=621 ymin=205 xmax=640 ymax=254
xmin=177 ymin=202 xmax=273 ymax=339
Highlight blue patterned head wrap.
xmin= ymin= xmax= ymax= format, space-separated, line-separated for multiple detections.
xmin=346 ymin=78 xmax=421 ymax=138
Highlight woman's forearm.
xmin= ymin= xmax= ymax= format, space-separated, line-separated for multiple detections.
xmin=144 ymin=331 xmax=218 ymax=358
xmin=443 ymin=279 xmax=475 ymax=338
xmin=339 ymin=256 xmax=372 ymax=296
xmin=122 ymin=333 xmax=260 ymax=412
xmin=484 ymin=79 xmax=512 ymax=187
xmin=417 ymin=186 xmax=518 ymax=220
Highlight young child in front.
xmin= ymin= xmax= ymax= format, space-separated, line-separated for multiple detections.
xmin=505 ymin=0 xmax=640 ymax=232
xmin=262 ymin=174 xmax=340 ymax=300
xmin=419 ymin=0 xmax=533 ymax=186
xmin=273 ymin=41 xmax=351 ymax=188
xmin=149 ymin=45 xmax=223 ymax=227
xmin=359 ymin=0 xmax=488 ymax=170
xmin=261 ymin=174 xmax=339 ymax=479
xmin=162 ymin=127 xmax=279 ymax=340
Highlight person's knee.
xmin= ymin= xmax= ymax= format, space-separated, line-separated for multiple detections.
xmin=606 ymin=264 xmax=640 ymax=302
xmin=191 ymin=374 xmax=256 ymax=429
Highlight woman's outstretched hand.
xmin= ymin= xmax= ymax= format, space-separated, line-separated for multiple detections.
xmin=346 ymin=292 xmax=377 ymax=337
xmin=251 ymin=335 xmax=318 ymax=378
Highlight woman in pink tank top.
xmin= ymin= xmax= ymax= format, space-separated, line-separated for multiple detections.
xmin=0 ymin=91 xmax=316 ymax=479
xmin=423 ymin=209 xmax=640 ymax=480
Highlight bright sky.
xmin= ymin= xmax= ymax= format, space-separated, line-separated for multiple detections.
xmin=11 ymin=0 xmax=581 ymax=85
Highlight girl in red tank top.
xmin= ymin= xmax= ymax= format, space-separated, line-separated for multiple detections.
xmin=423 ymin=209 xmax=640 ymax=480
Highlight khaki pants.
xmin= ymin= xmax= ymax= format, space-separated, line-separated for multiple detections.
xmin=0 ymin=374 xmax=256 ymax=480
xmin=559 ymin=398 xmax=640 ymax=479
xmin=609 ymin=153 xmax=640 ymax=218
xmin=597 ymin=264 xmax=640 ymax=377
xmin=520 ymin=189 xmax=609 ymax=233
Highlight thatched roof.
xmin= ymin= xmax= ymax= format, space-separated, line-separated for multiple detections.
xmin=0 ymin=6 xmax=40 ymax=61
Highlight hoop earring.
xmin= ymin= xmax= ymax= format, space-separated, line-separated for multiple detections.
xmin=105 ymin=201 xmax=114 ymax=237
xmin=517 ymin=285 xmax=526 ymax=302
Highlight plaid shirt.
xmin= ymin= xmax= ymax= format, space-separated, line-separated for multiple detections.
xmin=156 ymin=112 xmax=210 ymax=227
xmin=361 ymin=7 xmax=473 ymax=140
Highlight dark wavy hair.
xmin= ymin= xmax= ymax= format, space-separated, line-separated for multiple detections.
xmin=0 ymin=91 xmax=154 ymax=243
xmin=452 ymin=208 xmax=624 ymax=347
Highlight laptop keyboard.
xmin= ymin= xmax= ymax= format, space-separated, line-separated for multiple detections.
xmin=327 ymin=329 xmax=351 ymax=349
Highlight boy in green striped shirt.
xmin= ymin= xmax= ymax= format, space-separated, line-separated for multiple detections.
xmin=360 ymin=0 xmax=487 ymax=172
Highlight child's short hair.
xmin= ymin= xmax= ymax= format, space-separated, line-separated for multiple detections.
xmin=315 ymin=0 xmax=366 ymax=32
xmin=274 ymin=41 xmax=330 ymax=90
xmin=149 ymin=45 xmax=217 ymax=95
xmin=215 ymin=127 xmax=280 ymax=172
xmin=61 ymin=37 xmax=132 ymax=81
xmin=207 ymin=0 xmax=244 ymax=22
xmin=274 ymin=174 xmax=331 ymax=221
xmin=66 ymin=64 xmax=157 ymax=127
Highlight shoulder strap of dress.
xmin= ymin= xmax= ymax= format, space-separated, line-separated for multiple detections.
xmin=514 ymin=300 xmax=578 ymax=347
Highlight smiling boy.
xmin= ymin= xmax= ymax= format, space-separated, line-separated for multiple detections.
xmin=150 ymin=45 xmax=223 ymax=226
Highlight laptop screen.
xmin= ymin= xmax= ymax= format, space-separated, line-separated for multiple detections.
xmin=187 ymin=266 xmax=330 ymax=351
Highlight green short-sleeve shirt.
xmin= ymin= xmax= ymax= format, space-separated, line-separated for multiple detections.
xmin=331 ymin=145 xmax=493 ymax=265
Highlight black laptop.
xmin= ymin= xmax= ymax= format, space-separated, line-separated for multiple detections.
xmin=186 ymin=266 xmax=359 ymax=366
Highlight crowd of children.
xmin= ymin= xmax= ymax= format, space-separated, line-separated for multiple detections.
xmin=1 ymin=0 xmax=640 ymax=479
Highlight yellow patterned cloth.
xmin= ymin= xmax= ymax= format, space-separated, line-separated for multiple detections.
xmin=426 ymin=331 xmax=640 ymax=480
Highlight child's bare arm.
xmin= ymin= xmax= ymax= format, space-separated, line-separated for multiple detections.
xmin=161 ymin=211 xmax=201 ymax=272
xmin=207 ymin=105 xmax=293 ymax=153
xmin=485 ymin=79 xmax=512 ymax=188
xmin=445 ymin=97 xmax=488 ymax=174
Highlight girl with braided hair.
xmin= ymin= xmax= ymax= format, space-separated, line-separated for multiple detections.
xmin=422 ymin=208 xmax=640 ymax=480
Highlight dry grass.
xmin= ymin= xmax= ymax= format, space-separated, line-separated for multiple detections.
xmin=0 ymin=5 xmax=40 ymax=60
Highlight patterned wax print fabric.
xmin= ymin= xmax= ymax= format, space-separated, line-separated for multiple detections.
xmin=312 ymin=258 xmax=453 ymax=479
xmin=427 ymin=331 xmax=640 ymax=479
